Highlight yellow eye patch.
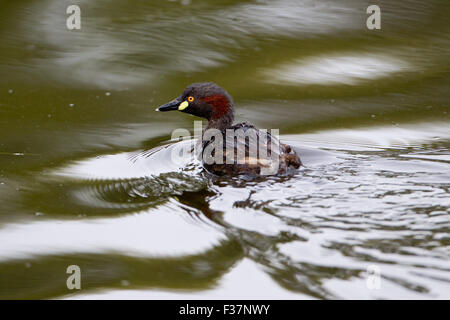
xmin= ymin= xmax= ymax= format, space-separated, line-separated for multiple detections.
xmin=178 ymin=101 xmax=189 ymax=111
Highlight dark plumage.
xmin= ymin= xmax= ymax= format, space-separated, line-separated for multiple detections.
xmin=156 ymin=82 xmax=301 ymax=176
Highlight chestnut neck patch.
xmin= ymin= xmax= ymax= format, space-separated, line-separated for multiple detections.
xmin=201 ymin=94 xmax=230 ymax=120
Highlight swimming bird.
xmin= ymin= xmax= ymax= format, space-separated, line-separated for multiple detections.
xmin=156 ymin=82 xmax=301 ymax=176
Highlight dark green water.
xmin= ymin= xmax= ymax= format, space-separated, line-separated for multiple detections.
xmin=0 ymin=0 xmax=449 ymax=299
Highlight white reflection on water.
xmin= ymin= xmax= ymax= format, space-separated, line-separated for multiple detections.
xmin=64 ymin=259 xmax=312 ymax=300
xmin=285 ymin=122 xmax=450 ymax=151
xmin=26 ymin=0 xmax=362 ymax=88
xmin=48 ymin=139 xmax=198 ymax=180
xmin=0 ymin=205 xmax=225 ymax=261
xmin=224 ymin=0 xmax=361 ymax=36
xmin=267 ymin=54 xmax=413 ymax=85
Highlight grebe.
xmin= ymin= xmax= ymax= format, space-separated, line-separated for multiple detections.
xmin=156 ymin=82 xmax=301 ymax=175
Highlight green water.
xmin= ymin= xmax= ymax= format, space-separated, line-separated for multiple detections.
xmin=0 ymin=0 xmax=449 ymax=299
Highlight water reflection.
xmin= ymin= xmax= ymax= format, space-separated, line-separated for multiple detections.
xmin=0 ymin=205 xmax=226 ymax=261
xmin=267 ymin=54 xmax=413 ymax=85
xmin=65 ymin=259 xmax=312 ymax=300
xmin=1 ymin=124 xmax=447 ymax=299
xmin=24 ymin=0 xmax=365 ymax=88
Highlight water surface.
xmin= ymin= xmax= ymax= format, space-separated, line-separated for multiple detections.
xmin=0 ymin=0 xmax=449 ymax=299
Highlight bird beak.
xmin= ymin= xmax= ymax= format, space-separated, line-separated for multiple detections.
xmin=155 ymin=98 xmax=182 ymax=112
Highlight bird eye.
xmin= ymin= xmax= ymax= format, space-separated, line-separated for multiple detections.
xmin=187 ymin=96 xmax=195 ymax=102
